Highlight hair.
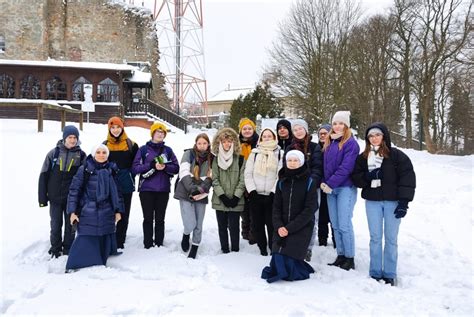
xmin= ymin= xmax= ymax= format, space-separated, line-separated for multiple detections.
xmin=323 ymin=125 xmax=352 ymax=151
xmin=259 ymin=128 xmax=277 ymax=142
xmin=192 ymin=133 xmax=212 ymax=180
xmin=362 ymin=138 xmax=391 ymax=159
xmin=293 ymin=131 xmax=311 ymax=160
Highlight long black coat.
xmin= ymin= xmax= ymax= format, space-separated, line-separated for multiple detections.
xmin=351 ymin=123 xmax=416 ymax=202
xmin=284 ymin=137 xmax=323 ymax=187
xmin=272 ymin=167 xmax=318 ymax=260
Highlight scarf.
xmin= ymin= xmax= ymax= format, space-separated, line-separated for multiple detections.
xmin=330 ymin=132 xmax=344 ymax=140
xmin=218 ymin=142 xmax=234 ymax=170
xmin=254 ymin=140 xmax=279 ymax=176
xmin=106 ymin=131 xmax=130 ymax=151
xmin=95 ymin=163 xmax=120 ymax=205
xmin=240 ymin=133 xmax=258 ymax=160
xmin=367 ymin=145 xmax=384 ymax=188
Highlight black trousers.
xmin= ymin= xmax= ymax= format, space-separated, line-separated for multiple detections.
xmin=116 ymin=192 xmax=133 ymax=248
xmin=240 ymin=196 xmax=253 ymax=239
xmin=49 ymin=201 xmax=75 ymax=254
xmin=216 ymin=210 xmax=240 ymax=252
xmin=317 ymin=192 xmax=335 ymax=245
xmin=139 ymin=191 xmax=169 ymax=248
xmin=250 ymin=194 xmax=273 ymax=252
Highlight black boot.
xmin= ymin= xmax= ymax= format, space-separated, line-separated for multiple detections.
xmin=181 ymin=234 xmax=190 ymax=252
xmin=188 ymin=245 xmax=198 ymax=259
xmin=305 ymin=250 xmax=312 ymax=262
xmin=318 ymin=238 xmax=328 ymax=246
xmin=383 ymin=278 xmax=396 ymax=286
xmin=328 ymin=255 xmax=346 ymax=267
xmin=339 ymin=257 xmax=355 ymax=271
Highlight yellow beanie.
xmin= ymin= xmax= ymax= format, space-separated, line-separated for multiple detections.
xmin=238 ymin=117 xmax=256 ymax=132
xmin=150 ymin=122 xmax=167 ymax=137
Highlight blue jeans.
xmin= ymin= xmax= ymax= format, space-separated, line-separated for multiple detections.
xmin=327 ymin=186 xmax=357 ymax=258
xmin=365 ymin=200 xmax=401 ymax=279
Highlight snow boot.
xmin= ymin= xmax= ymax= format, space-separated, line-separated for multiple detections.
xmin=181 ymin=234 xmax=190 ymax=252
xmin=318 ymin=238 xmax=328 ymax=246
xmin=305 ymin=250 xmax=312 ymax=262
xmin=383 ymin=278 xmax=396 ymax=286
xmin=328 ymin=255 xmax=346 ymax=267
xmin=188 ymin=245 xmax=198 ymax=259
xmin=339 ymin=257 xmax=355 ymax=271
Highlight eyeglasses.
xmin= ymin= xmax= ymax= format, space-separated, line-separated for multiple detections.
xmin=319 ymin=132 xmax=328 ymax=136
xmin=368 ymin=133 xmax=383 ymax=138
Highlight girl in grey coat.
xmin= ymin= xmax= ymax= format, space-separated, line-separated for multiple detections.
xmin=174 ymin=133 xmax=213 ymax=259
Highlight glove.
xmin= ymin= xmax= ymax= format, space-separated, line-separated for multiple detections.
xmin=394 ymin=200 xmax=409 ymax=218
xmin=366 ymin=168 xmax=383 ymax=180
xmin=228 ymin=196 xmax=240 ymax=208
xmin=219 ymin=194 xmax=232 ymax=207
xmin=248 ymin=190 xmax=258 ymax=201
xmin=265 ymin=192 xmax=275 ymax=204
xmin=320 ymin=183 xmax=333 ymax=194
xmin=191 ymin=189 xmax=201 ymax=196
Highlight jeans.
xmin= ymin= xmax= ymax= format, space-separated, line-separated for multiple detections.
xmin=365 ymin=200 xmax=401 ymax=279
xmin=180 ymin=200 xmax=206 ymax=245
xmin=327 ymin=186 xmax=357 ymax=258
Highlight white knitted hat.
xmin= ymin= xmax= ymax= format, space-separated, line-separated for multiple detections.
xmin=91 ymin=143 xmax=110 ymax=159
xmin=332 ymin=111 xmax=351 ymax=128
xmin=286 ymin=150 xmax=305 ymax=167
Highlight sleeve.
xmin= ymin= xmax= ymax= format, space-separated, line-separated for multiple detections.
xmin=272 ymin=181 xmax=284 ymax=230
xmin=395 ymin=150 xmax=416 ymax=201
xmin=351 ymin=154 xmax=370 ymax=189
xmin=163 ymin=147 xmax=180 ymax=175
xmin=326 ymin=140 xmax=360 ymax=189
xmin=211 ymin=158 xmax=225 ymax=197
xmin=310 ymin=143 xmax=324 ymax=187
xmin=271 ymin=150 xmax=284 ymax=193
xmin=130 ymin=143 xmax=139 ymax=177
xmin=285 ymin=180 xmax=319 ymax=234
xmin=38 ymin=150 xmax=54 ymax=206
xmin=178 ymin=150 xmax=196 ymax=193
xmin=66 ymin=166 xmax=85 ymax=214
xmin=112 ymin=168 xmax=124 ymax=213
xmin=131 ymin=146 xmax=150 ymax=175
xmin=233 ymin=156 xmax=246 ymax=198
xmin=244 ymin=152 xmax=257 ymax=193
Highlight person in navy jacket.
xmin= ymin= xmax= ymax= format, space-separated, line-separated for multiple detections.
xmin=65 ymin=144 xmax=123 ymax=271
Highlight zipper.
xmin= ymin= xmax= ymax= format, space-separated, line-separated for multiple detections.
xmin=288 ymin=179 xmax=294 ymax=223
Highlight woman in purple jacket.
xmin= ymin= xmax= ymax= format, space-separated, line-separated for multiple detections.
xmin=321 ymin=111 xmax=360 ymax=270
xmin=132 ymin=122 xmax=179 ymax=249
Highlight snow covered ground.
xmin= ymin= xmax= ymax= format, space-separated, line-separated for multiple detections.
xmin=0 ymin=118 xmax=472 ymax=315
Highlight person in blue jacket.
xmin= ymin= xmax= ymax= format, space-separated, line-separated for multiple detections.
xmin=65 ymin=144 xmax=123 ymax=272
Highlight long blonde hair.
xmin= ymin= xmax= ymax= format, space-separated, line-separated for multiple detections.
xmin=323 ymin=125 xmax=353 ymax=151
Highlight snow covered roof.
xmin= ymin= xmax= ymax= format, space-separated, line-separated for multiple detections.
xmin=208 ymin=86 xmax=254 ymax=102
xmin=124 ymin=69 xmax=152 ymax=84
xmin=0 ymin=59 xmax=138 ymax=71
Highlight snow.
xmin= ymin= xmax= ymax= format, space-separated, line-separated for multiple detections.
xmin=0 ymin=59 xmax=138 ymax=72
xmin=207 ymin=86 xmax=254 ymax=102
xmin=0 ymin=118 xmax=473 ymax=315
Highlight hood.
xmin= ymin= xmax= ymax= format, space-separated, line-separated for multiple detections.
xmin=365 ymin=122 xmax=391 ymax=148
xmin=212 ymin=127 xmax=241 ymax=155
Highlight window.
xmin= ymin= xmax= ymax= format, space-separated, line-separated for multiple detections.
xmin=46 ymin=76 xmax=67 ymax=100
xmin=0 ymin=36 xmax=5 ymax=54
xmin=72 ymin=76 xmax=91 ymax=101
xmin=0 ymin=74 xmax=15 ymax=98
xmin=97 ymin=77 xmax=118 ymax=102
xmin=20 ymin=75 xmax=41 ymax=99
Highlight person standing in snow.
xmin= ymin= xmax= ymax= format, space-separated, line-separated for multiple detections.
xmin=261 ymin=150 xmax=317 ymax=283
xmin=174 ymin=133 xmax=214 ymax=259
xmin=211 ymin=127 xmax=246 ymax=253
xmin=132 ymin=122 xmax=179 ymax=249
xmin=276 ymin=118 xmax=293 ymax=151
xmin=321 ymin=111 xmax=360 ymax=271
xmin=244 ymin=127 xmax=283 ymax=256
xmin=103 ymin=116 xmax=139 ymax=249
xmin=284 ymin=118 xmax=323 ymax=262
xmin=238 ymin=117 xmax=259 ymax=245
xmin=38 ymin=125 xmax=86 ymax=258
xmin=351 ymin=122 xmax=416 ymax=286
xmin=66 ymin=144 xmax=123 ymax=271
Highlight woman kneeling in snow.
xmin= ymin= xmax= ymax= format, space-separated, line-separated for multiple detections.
xmin=65 ymin=144 xmax=123 ymax=272
xmin=261 ymin=150 xmax=318 ymax=283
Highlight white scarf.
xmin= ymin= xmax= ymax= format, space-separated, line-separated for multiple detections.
xmin=254 ymin=140 xmax=279 ymax=176
xmin=218 ymin=142 xmax=234 ymax=170
xmin=367 ymin=145 xmax=384 ymax=188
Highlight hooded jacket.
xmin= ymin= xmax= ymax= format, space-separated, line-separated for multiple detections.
xmin=351 ymin=122 xmax=416 ymax=202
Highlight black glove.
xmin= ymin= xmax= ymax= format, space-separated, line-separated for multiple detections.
xmin=366 ymin=168 xmax=383 ymax=180
xmin=265 ymin=192 xmax=275 ymax=204
xmin=228 ymin=196 xmax=240 ymax=208
xmin=249 ymin=190 xmax=258 ymax=201
xmin=191 ymin=189 xmax=201 ymax=196
xmin=219 ymin=194 xmax=232 ymax=207
xmin=394 ymin=200 xmax=408 ymax=218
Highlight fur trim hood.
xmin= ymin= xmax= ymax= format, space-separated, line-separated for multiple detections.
xmin=212 ymin=127 xmax=241 ymax=155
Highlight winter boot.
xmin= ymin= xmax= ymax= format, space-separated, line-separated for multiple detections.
xmin=318 ymin=238 xmax=328 ymax=246
xmin=305 ymin=250 xmax=312 ymax=262
xmin=383 ymin=278 xmax=396 ymax=286
xmin=181 ymin=234 xmax=190 ymax=252
xmin=339 ymin=257 xmax=355 ymax=271
xmin=259 ymin=246 xmax=268 ymax=256
xmin=188 ymin=245 xmax=198 ymax=259
xmin=328 ymin=255 xmax=346 ymax=267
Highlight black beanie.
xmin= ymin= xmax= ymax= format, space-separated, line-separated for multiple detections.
xmin=63 ymin=125 xmax=79 ymax=140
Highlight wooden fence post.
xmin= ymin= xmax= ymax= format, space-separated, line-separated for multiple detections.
xmin=37 ymin=105 xmax=44 ymax=132
xmin=61 ymin=110 xmax=66 ymax=130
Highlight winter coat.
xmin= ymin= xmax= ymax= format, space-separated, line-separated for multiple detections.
xmin=67 ymin=156 xmax=123 ymax=236
xmin=211 ymin=128 xmax=246 ymax=212
xmin=173 ymin=149 xmax=213 ymax=204
xmin=278 ymin=137 xmax=293 ymax=152
xmin=323 ymin=136 xmax=360 ymax=189
xmin=351 ymin=123 xmax=416 ymax=202
xmin=131 ymin=141 xmax=179 ymax=193
xmin=244 ymin=147 xmax=283 ymax=195
xmin=285 ymin=138 xmax=323 ymax=187
xmin=38 ymin=140 xmax=86 ymax=206
xmin=104 ymin=133 xmax=139 ymax=193
xmin=272 ymin=166 xmax=318 ymax=260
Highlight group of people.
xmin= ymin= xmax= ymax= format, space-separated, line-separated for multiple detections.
xmin=38 ymin=111 xmax=416 ymax=286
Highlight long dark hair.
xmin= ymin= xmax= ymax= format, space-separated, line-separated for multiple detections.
xmin=362 ymin=139 xmax=390 ymax=159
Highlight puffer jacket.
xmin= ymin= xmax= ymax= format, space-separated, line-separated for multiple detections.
xmin=244 ymin=147 xmax=283 ymax=195
xmin=67 ymin=156 xmax=123 ymax=236
xmin=323 ymin=136 xmax=360 ymax=189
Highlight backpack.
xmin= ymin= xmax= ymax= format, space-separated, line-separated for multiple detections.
xmin=278 ymin=176 xmax=313 ymax=192
xmin=51 ymin=146 xmax=86 ymax=171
